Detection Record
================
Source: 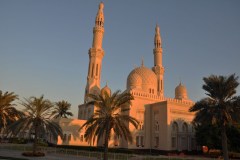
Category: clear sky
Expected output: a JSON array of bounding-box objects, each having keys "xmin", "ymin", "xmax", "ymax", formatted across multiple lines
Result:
[{"xmin": 1, "ymin": 0, "xmax": 240, "ymax": 118}]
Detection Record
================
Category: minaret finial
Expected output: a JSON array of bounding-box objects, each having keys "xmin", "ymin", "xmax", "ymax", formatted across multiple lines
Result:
[
  {"xmin": 141, "ymin": 57, "xmax": 144, "ymax": 66},
  {"xmin": 155, "ymin": 24, "xmax": 160, "ymax": 34},
  {"xmin": 154, "ymin": 24, "xmax": 161, "ymax": 48},
  {"xmin": 91, "ymin": 2, "xmax": 105, "ymax": 49},
  {"xmin": 95, "ymin": 2, "xmax": 104, "ymax": 27},
  {"xmin": 99, "ymin": 2, "xmax": 104, "ymax": 10}
]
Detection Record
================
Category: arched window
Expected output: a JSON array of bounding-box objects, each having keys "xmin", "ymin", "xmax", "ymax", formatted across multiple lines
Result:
[
  {"xmin": 155, "ymin": 121, "xmax": 159, "ymax": 131},
  {"xmin": 63, "ymin": 134, "xmax": 67, "ymax": 142},
  {"xmin": 68, "ymin": 134, "xmax": 71, "ymax": 141},
  {"xmin": 91, "ymin": 63, "xmax": 95, "ymax": 78},
  {"xmin": 172, "ymin": 122, "xmax": 178, "ymax": 133},
  {"xmin": 140, "ymin": 136, "xmax": 144, "ymax": 147},
  {"xmin": 84, "ymin": 110, "xmax": 86, "ymax": 119},
  {"xmin": 161, "ymin": 80, "xmax": 163, "ymax": 90},
  {"xmin": 80, "ymin": 135, "xmax": 84, "ymax": 142},
  {"xmin": 136, "ymin": 136, "xmax": 139, "ymax": 147},
  {"xmin": 138, "ymin": 121, "xmax": 144, "ymax": 130},
  {"xmin": 182, "ymin": 123, "xmax": 188, "ymax": 132},
  {"xmin": 181, "ymin": 123, "xmax": 188, "ymax": 150},
  {"xmin": 96, "ymin": 64, "xmax": 99, "ymax": 76},
  {"xmin": 114, "ymin": 135, "xmax": 118, "ymax": 146},
  {"xmin": 88, "ymin": 108, "xmax": 91, "ymax": 118},
  {"xmin": 155, "ymin": 136, "xmax": 159, "ymax": 148},
  {"xmin": 171, "ymin": 122, "xmax": 178, "ymax": 148},
  {"xmin": 79, "ymin": 111, "xmax": 83, "ymax": 118}
]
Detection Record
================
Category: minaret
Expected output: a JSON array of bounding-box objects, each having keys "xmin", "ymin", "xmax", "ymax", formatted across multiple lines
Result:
[
  {"xmin": 152, "ymin": 25, "xmax": 165, "ymax": 97},
  {"xmin": 85, "ymin": 2, "xmax": 105, "ymax": 102}
]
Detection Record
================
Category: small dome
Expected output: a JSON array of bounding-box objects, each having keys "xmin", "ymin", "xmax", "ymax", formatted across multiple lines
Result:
[
  {"xmin": 127, "ymin": 65, "xmax": 157, "ymax": 92},
  {"xmin": 175, "ymin": 82, "xmax": 188, "ymax": 99},
  {"xmin": 101, "ymin": 84, "xmax": 111, "ymax": 96}
]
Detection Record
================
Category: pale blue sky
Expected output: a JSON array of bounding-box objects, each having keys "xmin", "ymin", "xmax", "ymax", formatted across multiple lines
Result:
[{"xmin": 1, "ymin": 0, "xmax": 240, "ymax": 117}]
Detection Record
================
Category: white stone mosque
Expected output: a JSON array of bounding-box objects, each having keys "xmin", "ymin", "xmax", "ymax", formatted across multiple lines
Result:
[{"xmin": 57, "ymin": 2, "xmax": 196, "ymax": 151}]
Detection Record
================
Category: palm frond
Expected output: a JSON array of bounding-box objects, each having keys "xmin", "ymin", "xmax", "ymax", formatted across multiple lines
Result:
[
  {"xmin": 82, "ymin": 89, "xmax": 139, "ymax": 147},
  {"xmin": 193, "ymin": 74, "xmax": 240, "ymax": 126}
]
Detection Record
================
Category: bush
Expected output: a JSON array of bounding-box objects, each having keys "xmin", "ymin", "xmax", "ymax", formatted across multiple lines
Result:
[
  {"xmin": 37, "ymin": 140, "xmax": 48, "ymax": 147},
  {"xmin": 229, "ymin": 152, "xmax": 240, "ymax": 159},
  {"xmin": 22, "ymin": 152, "xmax": 45, "ymax": 157},
  {"xmin": 9, "ymin": 138, "xmax": 28, "ymax": 144},
  {"xmin": 207, "ymin": 149, "xmax": 221, "ymax": 158}
]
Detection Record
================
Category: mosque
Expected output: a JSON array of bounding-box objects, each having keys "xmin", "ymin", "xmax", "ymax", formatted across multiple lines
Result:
[{"xmin": 57, "ymin": 2, "xmax": 196, "ymax": 151}]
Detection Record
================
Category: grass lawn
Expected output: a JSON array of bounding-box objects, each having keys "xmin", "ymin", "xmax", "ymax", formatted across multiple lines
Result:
[{"xmin": 0, "ymin": 156, "xmax": 28, "ymax": 160}]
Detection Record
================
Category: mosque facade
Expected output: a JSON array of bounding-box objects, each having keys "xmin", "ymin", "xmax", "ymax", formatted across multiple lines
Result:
[{"xmin": 57, "ymin": 2, "xmax": 196, "ymax": 151}]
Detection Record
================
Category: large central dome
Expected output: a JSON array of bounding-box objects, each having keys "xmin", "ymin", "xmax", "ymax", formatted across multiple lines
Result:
[{"xmin": 127, "ymin": 65, "xmax": 157, "ymax": 93}]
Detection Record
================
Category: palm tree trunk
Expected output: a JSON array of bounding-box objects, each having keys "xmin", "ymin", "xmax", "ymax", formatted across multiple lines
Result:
[
  {"xmin": 33, "ymin": 125, "xmax": 38, "ymax": 154},
  {"xmin": 221, "ymin": 126, "xmax": 229, "ymax": 160},
  {"xmin": 103, "ymin": 127, "xmax": 110, "ymax": 160}
]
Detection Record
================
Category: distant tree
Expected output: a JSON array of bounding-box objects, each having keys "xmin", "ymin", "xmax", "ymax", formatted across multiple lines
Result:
[
  {"xmin": 0, "ymin": 91, "xmax": 22, "ymax": 134},
  {"xmin": 10, "ymin": 95, "xmax": 63, "ymax": 154},
  {"xmin": 53, "ymin": 100, "xmax": 73, "ymax": 118},
  {"xmin": 81, "ymin": 90, "xmax": 139, "ymax": 160},
  {"xmin": 194, "ymin": 123, "xmax": 222, "ymax": 151},
  {"xmin": 226, "ymin": 125, "xmax": 240, "ymax": 152},
  {"xmin": 194, "ymin": 123, "xmax": 240, "ymax": 152},
  {"xmin": 189, "ymin": 74, "xmax": 240, "ymax": 160}
]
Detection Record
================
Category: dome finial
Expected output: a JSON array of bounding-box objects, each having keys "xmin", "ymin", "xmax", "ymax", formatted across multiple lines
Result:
[{"xmin": 141, "ymin": 57, "xmax": 144, "ymax": 66}]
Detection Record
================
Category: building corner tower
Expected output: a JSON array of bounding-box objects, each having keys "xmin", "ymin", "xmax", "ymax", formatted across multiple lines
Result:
[
  {"xmin": 85, "ymin": 2, "xmax": 105, "ymax": 103},
  {"xmin": 152, "ymin": 25, "xmax": 164, "ymax": 97}
]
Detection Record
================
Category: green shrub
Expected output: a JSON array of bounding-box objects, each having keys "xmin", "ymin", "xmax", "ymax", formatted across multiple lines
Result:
[
  {"xmin": 207, "ymin": 149, "xmax": 221, "ymax": 158},
  {"xmin": 22, "ymin": 152, "xmax": 45, "ymax": 157},
  {"xmin": 9, "ymin": 138, "xmax": 28, "ymax": 144},
  {"xmin": 229, "ymin": 152, "xmax": 240, "ymax": 159}
]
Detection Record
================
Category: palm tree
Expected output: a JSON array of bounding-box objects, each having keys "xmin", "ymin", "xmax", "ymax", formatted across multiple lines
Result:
[
  {"xmin": 53, "ymin": 100, "xmax": 73, "ymax": 118},
  {"xmin": 0, "ymin": 91, "xmax": 22, "ymax": 133},
  {"xmin": 10, "ymin": 95, "xmax": 63, "ymax": 154},
  {"xmin": 189, "ymin": 74, "xmax": 240, "ymax": 160},
  {"xmin": 81, "ymin": 90, "xmax": 139, "ymax": 160}
]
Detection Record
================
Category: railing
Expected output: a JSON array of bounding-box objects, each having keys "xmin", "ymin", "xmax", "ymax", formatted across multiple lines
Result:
[
  {"xmin": 0, "ymin": 144, "xmax": 132, "ymax": 160},
  {"xmin": 0, "ymin": 143, "xmax": 223, "ymax": 160},
  {"xmin": 129, "ymin": 90, "xmax": 194, "ymax": 106}
]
